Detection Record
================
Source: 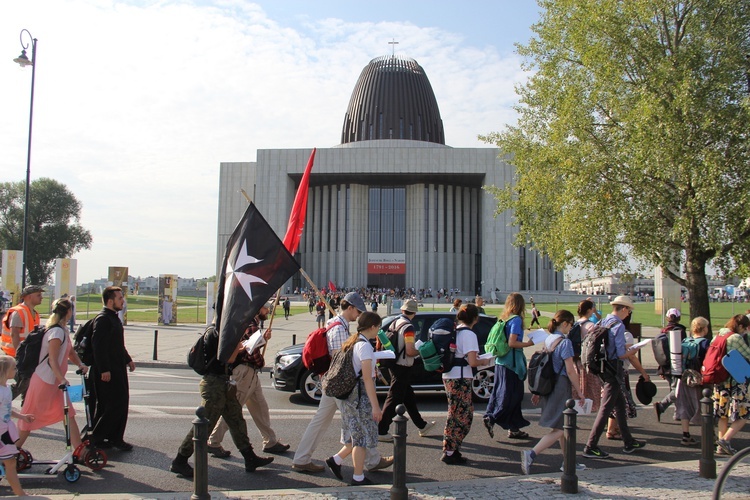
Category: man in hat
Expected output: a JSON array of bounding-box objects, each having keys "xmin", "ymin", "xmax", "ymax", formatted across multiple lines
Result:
[
  {"xmin": 378, "ymin": 298, "xmax": 435, "ymax": 441},
  {"xmin": 1, "ymin": 285, "xmax": 44, "ymax": 400},
  {"xmin": 653, "ymin": 308, "xmax": 687, "ymax": 421},
  {"xmin": 582, "ymin": 295, "xmax": 647, "ymax": 459},
  {"xmin": 206, "ymin": 302, "xmax": 290, "ymax": 457},
  {"xmin": 292, "ymin": 291, "xmax": 393, "ymax": 475}
]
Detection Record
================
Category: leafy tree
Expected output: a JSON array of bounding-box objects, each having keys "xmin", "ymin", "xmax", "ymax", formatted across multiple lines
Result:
[
  {"xmin": 483, "ymin": 0, "xmax": 750, "ymax": 323},
  {"xmin": 0, "ymin": 178, "xmax": 92, "ymax": 285}
]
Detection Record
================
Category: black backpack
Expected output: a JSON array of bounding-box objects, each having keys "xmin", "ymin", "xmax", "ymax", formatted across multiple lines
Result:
[
  {"xmin": 652, "ymin": 332, "xmax": 670, "ymax": 370},
  {"xmin": 187, "ymin": 326, "xmax": 217, "ymax": 375},
  {"xmin": 568, "ymin": 320, "xmax": 587, "ymax": 358},
  {"xmin": 581, "ymin": 323, "xmax": 613, "ymax": 379},
  {"xmin": 527, "ymin": 337, "xmax": 563, "ymax": 396},
  {"xmin": 73, "ymin": 316, "xmax": 100, "ymax": 366},
  {"xmin": 16, "ymin": 326, "xmax": 51, "ymax": 379}
]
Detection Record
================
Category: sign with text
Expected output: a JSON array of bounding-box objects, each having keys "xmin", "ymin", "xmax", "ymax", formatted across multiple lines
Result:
[
  {"xmin": 367, "ymin": 253, "xmax": 406, "ymax": 274},
  {"xmin": 55, "ymin": 258, "xmax": 77, "ymax": 299}
]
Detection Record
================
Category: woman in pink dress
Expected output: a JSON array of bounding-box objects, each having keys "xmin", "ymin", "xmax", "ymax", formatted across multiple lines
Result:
[{"xmin": 15, "ymin": 298, "xmax": 88, "ymax": 449}]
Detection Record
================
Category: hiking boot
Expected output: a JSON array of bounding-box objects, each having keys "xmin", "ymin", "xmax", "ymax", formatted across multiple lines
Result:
[
  {"xmin": 520, "ymin": 449, "xmax": 533, "ymax": 475},
  {"xmin": 623, "ymin": 440, "xmax": 646, "ymax": 454},
  {"xmin": 239, "ymin": 447, "xmax": 274, "ymax": 472},
  {"xmin": 419, "ymin": 421, "xmax": 436, "ymax": 437},
  {"xmin": 169, "ymin": 455, "xmax": 194, "ymax": 478},
  {"xmin": 326, "ymin": 456, "xmax": 343, "ymax": 480},
  {"xmin": 582, "ymin": 446, "xmax": 610, "ymax": 459},
  {"xmin": 483, "ymin": 416, "xmax": 494, "ymax": 439},
  {"xmin": 206, "ymin": 445, "xmax": 231, "ymax": 459},
  {"xmin": 653, "ymin": 402, "xmax": 663, "ymax": 423}
]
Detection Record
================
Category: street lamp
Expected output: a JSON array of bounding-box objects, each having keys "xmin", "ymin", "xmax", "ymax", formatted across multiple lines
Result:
[{"xmin": 13, "ymin": 29, "xmax": 37, "ymax": 288}]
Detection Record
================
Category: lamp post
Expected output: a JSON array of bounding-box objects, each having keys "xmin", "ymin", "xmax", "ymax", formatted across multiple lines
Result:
[{"xmin": 13, "ymin": 29, "xmax": 37, "ymax": 288}]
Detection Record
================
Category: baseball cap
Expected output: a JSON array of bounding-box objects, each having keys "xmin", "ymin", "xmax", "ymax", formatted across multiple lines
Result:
[
  {"xmin": 666, "ymin": 308, "xmax": 681, "ymax": 319},
  {"xmin": 343, "ymin": 292, "xmax": 366, "ymax": 312},
  {"xmin": 610, "ymin": 295, "xmax": 635, "ymax": 308},
  {"xmin": 401, "ymin": 298, "xmax": 419, "ymax": 313},
  {"xmin": 21, "ymin": 285, "xmax": 44, "ymax": 297}
]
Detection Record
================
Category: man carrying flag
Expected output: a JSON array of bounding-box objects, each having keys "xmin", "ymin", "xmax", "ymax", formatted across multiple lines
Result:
[{"xmin": 170, "ymin": 202, "xmax": 300, "ymax": 478}]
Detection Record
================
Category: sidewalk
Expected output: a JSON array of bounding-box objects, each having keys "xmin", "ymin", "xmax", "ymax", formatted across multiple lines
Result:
[{"xmin": 113, "ymin": 309, "xmax": 722, "ymax": 500}]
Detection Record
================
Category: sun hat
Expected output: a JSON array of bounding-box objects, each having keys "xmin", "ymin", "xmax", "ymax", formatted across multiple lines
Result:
[
  {"xmin": 635, "ymin": 376, "xmax": 658, "ymax": 405},
  {"xmin": 401, "ymin": 299, "xmax": 419, "ymax": 313},
  {"xmin": 610, "ymin": 295, "xmax": 635, "ymax": 308},
  {"xmin": 666, "ymin": 308, "xmax": 681, "ymax": 319}
]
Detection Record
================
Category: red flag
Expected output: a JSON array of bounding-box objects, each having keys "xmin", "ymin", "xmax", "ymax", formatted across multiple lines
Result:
[
  {"xmin": 282, "ymin": 148, "xmax": 316, "ymax": 254},
  {"xmin": 328, "ymin": 280, "xmax": 336, "ymax": 292}
]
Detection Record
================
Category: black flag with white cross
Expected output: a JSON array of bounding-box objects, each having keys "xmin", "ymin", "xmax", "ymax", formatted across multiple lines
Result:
[{"xmin": 215, "ymin": 202, "xmax": 300, "ymax": 363}]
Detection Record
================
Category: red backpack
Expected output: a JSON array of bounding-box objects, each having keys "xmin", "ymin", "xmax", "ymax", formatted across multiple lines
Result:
[
  {"xmin": 701, "ymin": 333, "xmax": 730, "ymax": 385},
  {"xmin": 302, "ymin": 318, "xmax": 345, "ymax": 375}
]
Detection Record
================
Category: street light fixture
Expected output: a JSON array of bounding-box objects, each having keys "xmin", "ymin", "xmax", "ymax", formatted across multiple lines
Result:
[{"xmin": 13, "ymin": 29, "xmax": 37, "ymax": 288}]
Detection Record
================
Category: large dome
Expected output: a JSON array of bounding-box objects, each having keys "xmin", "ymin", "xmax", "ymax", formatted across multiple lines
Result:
[{"xmin": 340, "ymin": 55, "xmax": 445, "ymax": 145}]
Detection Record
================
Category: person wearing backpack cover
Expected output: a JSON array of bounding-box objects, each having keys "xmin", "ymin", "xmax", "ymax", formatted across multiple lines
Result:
[
  {"xmin": 378, "ymin": 298, "xmax": 436, "ymax": 441},
  {"xmin": 293, "ymin": 292, "xmax": 392, "ymax": 474},
  {"xmin": 15, "ymin": 299, "xmax": 88, "ymax": 452},
  {"xmin": 206, "ymin": 302, "xmax": 290, "ymax": 458},
  {"xmin": 582, "ymin": 295, "xmax": 646, "ymax": 459},
  {"xmin": 1, "ymin": 285, "xmax": 43, "ymax": 402},
  {"xmin": 711, "ymin": 314, "xmax": 750, "ymax": 455},
  {"xmin": 672, "ymin": 317, "xmax": 710, "ymax": 446},
  {"xmin": 325, "ymin": 312, "xmax": 384, "ymax": 485},
  {"xmin": 170, "ymin": 317, "xmax": 274, "ymax": 478},
  {"xmin": 521, "ymin": 310, "xmax": 586, "ymax": 474},
  {"xmin": 652, "ymin": 308, "xmax": 687, "ymax": 422},
  {"xmin": 483, "ymin": 292, "xmax": 533, "ymax": 440},
  {"xmin": 441, "ymin": 303, "xmax": 492, "ymax": 465}
]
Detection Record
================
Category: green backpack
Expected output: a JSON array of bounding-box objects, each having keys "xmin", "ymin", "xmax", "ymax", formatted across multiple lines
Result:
[{"xmin": 484, "ymin": 315, "xmax": 517, "ymax": 358}]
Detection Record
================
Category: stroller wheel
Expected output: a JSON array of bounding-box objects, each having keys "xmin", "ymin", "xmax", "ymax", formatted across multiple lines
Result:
[
  {"xmin": 16, "ymin": 449, "xmax": 32, "ymax": 472},
  {"xmin": 84, "ymin": 448, "xmax": 108, "ymax": 471}
]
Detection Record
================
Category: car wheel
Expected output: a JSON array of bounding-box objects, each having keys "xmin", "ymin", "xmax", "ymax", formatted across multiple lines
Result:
[
  {"xmin": 472, "ymin": 367, "xmax": 494, "ymax": 402},
  {"xmin": 299, "ymin": 369, "xmax": 323, "ymax": 404}
]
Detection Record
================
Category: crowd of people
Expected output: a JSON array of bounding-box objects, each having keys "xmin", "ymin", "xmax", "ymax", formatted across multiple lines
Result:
[{"xmin": 3, "ymin": 284, "xmax": 750, "ymax": 494}]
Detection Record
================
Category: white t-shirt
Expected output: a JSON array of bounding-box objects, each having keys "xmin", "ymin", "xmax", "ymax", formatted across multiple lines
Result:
[
  {"xmin": 36, "ymin": 326, "xmax": 69, "ymax": 385},
  {"xmin": 442, "ymin": 327, "xmax": 479, "ymax": 380},
  {"xmin": 352, "ymin": 335, "xmax": 376, "ymax": 378}
]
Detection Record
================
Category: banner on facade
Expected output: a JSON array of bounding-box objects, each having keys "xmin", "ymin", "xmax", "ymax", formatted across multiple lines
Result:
[
  {"xmin": 108, "ymin": 266, "xmax": 129, "ymax": 325},
  {"xmin": 54, "ymin": 258, "xmax": 77, "ymax": 299},
  {"xmin": 159, "ymin": 274, "xmax": 178, "ymax": 325},
  {"xmin": 1, "ymin": 250, "xmax": 23, "ymax": 306},
  {"xmin": 367, "ymin": 253, "xmax": 406, "ymax": 274}
]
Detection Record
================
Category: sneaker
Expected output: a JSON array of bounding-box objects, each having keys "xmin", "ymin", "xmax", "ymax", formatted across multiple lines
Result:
[
  {"xmin": 717, "ymin": 439, "xmax": 736, "ymax": 456},
  {"xmin": 508, "ymin": 430, "xmax": 530, "ymax": 439},
  {"xmin": 292, "ymin": 461, "xmax": 325, "ymax": 473},
  {"xmin": 560, "ymin": 462, "xmax": 587, "ymax": 472},
  {"xmin": 483, "ymin": 416, "xmax": 494, "ymax": 439},
  {"xmin": 263, "ymin": 442, "xmax": 291, "ymax": 454},
  {"xmin": 681, "ymin": 436, "xmax": 697, "ymax": 446},
  {"xmin": 520, "ymin": 450, "xmax": 533, "ymax": 475},
  {"xmin": 582, "ymin": 446, "xmax": 610, "ymax": 459},
  {"xmin": 378, "ymin": 434, "xmax": 393, "ymax": 443},
  {"xmin": 368, "ymin": 456, "xmax": 394, "ymax": 471},
  {"xmin": 350, "ymin": 476, "xmax": 374, "ymax": 486},
  {"xmin": 206, "ymin": 445, "xmax": 231, "ymax": 459},
  {"xmin": 169, "ymin": 460, "xmax": 194, "ymax": 478},
  {"xmin": 623, "ymin": 440, "xmax": 647, "ymax": 454},
  {"xmin": 419, "ymin": 421, "xmax": 436, "ymax": 437},
  {"xmin": 653, "ymin": 402, "xmax": 663, "ymax": 423},
  {"xmin": 326, "ymin": 456, "xmax": 343, "ymax": 480},
  {"xmin": 440, "ymin": 452, "xmax": 467, "ymax": 465}
]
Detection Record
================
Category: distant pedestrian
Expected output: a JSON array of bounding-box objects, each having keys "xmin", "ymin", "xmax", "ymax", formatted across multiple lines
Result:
[
  {"xmin": 68, "ymin": 296, "xmax": 77, "ymax": 332},
  {"xmin": 521, "ymin": 310, "xmax": 586, "ymax": 474},
  {"xmin": 315, "ymin": 299, "xmax": 327, "ymax": 328},
  {"xmin": 474, "ymin": 296, "xmax": 486, "ymax": 314},
  {"xmin": 449, "ymin": 298, "xmax": 462, "ymax": 313},
  {"xmin": 530, "ymin": 302, "xmax": 540, "ymax": 327},
  {"xmin": 484, "ymin": 292, "xmax": 532, "ymax": 440},
  {"xmin": 283, "ymin": 297, "xmax": 291, "ymax": 320}
]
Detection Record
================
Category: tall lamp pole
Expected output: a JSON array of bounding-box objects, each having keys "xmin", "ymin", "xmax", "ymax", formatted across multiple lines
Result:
[{"xmin": 13, "ymin": 29, "xmax": 37, "ymax": 288}]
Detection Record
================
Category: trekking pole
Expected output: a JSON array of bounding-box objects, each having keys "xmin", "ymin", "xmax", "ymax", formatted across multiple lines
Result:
[
  {"xmin": 391, "ymin": 404, "xmax": 408, "ymax": 500},
  {"xmin": 699, "ymin": 387, "xmax": 716, "ymax": 479},
  {"xmin": 191, "ymin": 406, "xmax": 210, "ymax": 500},
  {"xmin": 561, "ymin": 398, "xmax": 578, "ymax": 494}
]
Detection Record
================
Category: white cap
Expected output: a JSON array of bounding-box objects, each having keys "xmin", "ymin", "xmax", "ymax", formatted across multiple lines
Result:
[{"xmin": 666, "ymin": 308, "xmax": 681, "ymax": 319}]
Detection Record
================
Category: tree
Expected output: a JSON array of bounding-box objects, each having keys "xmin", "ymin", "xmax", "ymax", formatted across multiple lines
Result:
[
  {"xmin": 0, "ymin": 178, "xmax": 92, "ymax": 285},
  {"xmin": 483, "ymin": 0, "xmax": 750, "ymax": 324}
]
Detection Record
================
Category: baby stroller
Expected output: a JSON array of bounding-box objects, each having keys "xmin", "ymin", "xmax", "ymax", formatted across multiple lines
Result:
[{"xmin": 16, "ymin": 370, "xmax": 107, "ymax": 479}]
